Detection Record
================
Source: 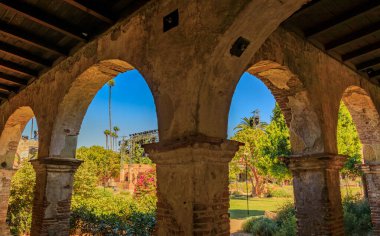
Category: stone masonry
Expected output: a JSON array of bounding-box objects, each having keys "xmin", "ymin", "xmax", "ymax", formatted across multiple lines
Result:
[
  {"xmin": 144, "ymin": 136, "xmax": 241, "ymax": 236},
  {"xmin": 362, "ymin": 164, "xmax": 380, "ymax": 235},
  {"xmin": 288, "ymin": 154, "xmax": 346, "ymax": 236},
  {"xmin": 0, "ymin": 169, "xmax": 16, "ymax": 236},
  {"xmin": 30, "ymin": 157, "xmax": 81, "ymax": 236}
]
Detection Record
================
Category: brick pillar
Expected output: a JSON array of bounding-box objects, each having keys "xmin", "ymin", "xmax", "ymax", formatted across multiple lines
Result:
[
  {"xmin": 0, "ymin": 168, "xmax": 16, "ymax": 235},
  {"xmin": 144, "ymin": 136, "xmax": 241, "ymax": 236},
  {"xmin": 288, "ymin": 154, "xmax": 346, "ymax": 236},
  {"xmin": 30, "ymin": 157, "xmax": 82, "ymax": 236},
  {"xmin": 362, "ymin": 163, "xmax": 380, "ymax": 234}
]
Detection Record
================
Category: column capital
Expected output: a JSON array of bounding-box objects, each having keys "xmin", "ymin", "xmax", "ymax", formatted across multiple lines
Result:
[
  {"xmin": 361, "ymin": 163, "xmax": 380, "ymax": 174},
  {"xmin": 30, "ymin": 157, "xmax": 82, "ymax": 173},
  {"xmin": 286, "ymin": 153, "xmax": 346, "ymax": 171},
  {"xmin": 143, "ymin": 135, "xmax": 242, "ymax": 164}
]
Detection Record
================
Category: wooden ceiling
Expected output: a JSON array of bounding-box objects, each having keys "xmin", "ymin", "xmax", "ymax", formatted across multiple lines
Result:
[
  {"xmin": 284, "ymin": 0, "xmax": 380, "ymax": 83},
  {"xmin": 0, "ymin": 0, "xmax": 149, "ymax": 101}
]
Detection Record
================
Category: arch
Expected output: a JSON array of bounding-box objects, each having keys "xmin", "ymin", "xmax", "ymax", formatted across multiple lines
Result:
[
  {"xmin": 49, "ymin": 59, "xmax": 157, "ymax": 157},
  {"xmin": 0, "ymin": 106, "xmax": 36, "ymax": 168},
  {"xmin": 341, "ymin": 86, "xmax": 380, "ymax": 164},
  {"xmin": 231, "ymin": 60, "xmax": 323, "ymax": 154}
]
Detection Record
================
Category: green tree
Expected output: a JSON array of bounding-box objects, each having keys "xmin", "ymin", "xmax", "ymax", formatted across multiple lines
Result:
[
  {"xmin": 337, "ymin": 102, "xmax": 362, "ymax": 178},
  {"xmin": 258, "ymin": 104, "xmax": 291, "ymax": 183},
  {"xmin": 231, "ymin": 124, "xmax": 267, "ymax": 196},
  {"xmin": 76, "ymin": 146, "xmax": 120, "ymax": 187},
  {"xmin": 73, "ymin": 158, "xmax": 98, "ymax": 199},
  {"xmin": 230, "ymin": 105, "xmax": 292, "ymax": 196},
  {"xmin": 8, "ymin": 160, "xmax": 36, "ymax": 235}
]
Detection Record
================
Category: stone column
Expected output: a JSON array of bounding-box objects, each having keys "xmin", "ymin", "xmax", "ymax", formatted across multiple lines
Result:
[
  {"xmin": 0, "ymin": 168, "xmax": 16, "ymax": 235},
  {"xmin": 30, "ymin": 157, "xmax": 82, "ymax": 236},
  {"xmin": 362, "ymin": 163, "xmax": 380, "ymax": 234},
  {"xmin": 144, "ymin": 136, "xmax": 241, "ymax": 236},
  {"xmin": 288, "ymin": 153, "xmax": 346, "ymax": 236}
]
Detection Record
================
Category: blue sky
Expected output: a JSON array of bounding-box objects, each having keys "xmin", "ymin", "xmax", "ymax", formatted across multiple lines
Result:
[{"xmin": 23, "ymin": 70, "xmax": 276, "ymax": 147}]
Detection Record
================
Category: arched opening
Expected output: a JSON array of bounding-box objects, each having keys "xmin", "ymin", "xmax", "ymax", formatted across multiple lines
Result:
[
  {"xmin": 339, "ymin": 85, "xmax": 380, "ymax": 234},
  {"xmin": 50, "ymin": 59, "xmax": 158, "ymax": 235},
  {"xmin": 0, "ymin": 106, "xmax": 38, "ymax": 235},
  {"xmin": 227, "ymin": 60, "xmax": 322, "ymax": 234},
  {"xmin": 341, "ymin": 86, "xmax": 380, "ymax": 164}
]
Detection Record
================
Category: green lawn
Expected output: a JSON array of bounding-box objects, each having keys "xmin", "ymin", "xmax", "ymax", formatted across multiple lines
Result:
[
  {"xmin": 229, "ymin": 197, "xmax": 291, "ymax": 219},
  {"xmin": 229, "ymin": 185, "xmax": 363, "ymax": 220}
]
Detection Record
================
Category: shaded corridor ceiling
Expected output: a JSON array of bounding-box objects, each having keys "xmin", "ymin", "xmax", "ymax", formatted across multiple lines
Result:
[
  {"xmin": 0, "ymin": 0, "xmax": 149, "ymax": 101},
  {"xmin": 284, "ymin": 0, "xmax": 380, "ymax": 84},
  {"xmin": 0, "ymin": 0, "xmax": 379, "ymax": 101}
]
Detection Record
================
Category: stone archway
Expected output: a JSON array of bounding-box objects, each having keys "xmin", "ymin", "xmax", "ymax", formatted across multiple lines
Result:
[
  {"xmin": 247, "ymin": 60, "xmax": 323, "ymax": 155},
  {"xmin": 341, "ymin": 86, "xmax": 380, "ymax": 164},
  {"xmin": 224, "ymin": 60, "xmax": 345, "ymax": 235},
  {"xmin": 30, "ymin": 59, "xmax": 159, "ymax": 236},
  {"xmin": 341, "ymin": 85, "xmax": 380, "ymax": 234},
  {"xmin": 0, "ymin": 106, "xmax": 36, "ymax": 235}
]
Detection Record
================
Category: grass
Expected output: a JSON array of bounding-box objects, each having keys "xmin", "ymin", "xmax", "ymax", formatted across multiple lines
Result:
[
  {"xmin": 229, "ymin": 185, "xmax": 364, "ymax": 220},
  {"xmin": 229, "ymin": 197, "xmax": 291, "ymax": 219}
]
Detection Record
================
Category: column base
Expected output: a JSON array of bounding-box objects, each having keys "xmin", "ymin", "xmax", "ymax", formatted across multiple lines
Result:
[
  {"xmin": 288, "ymin": 153, "xmax": 346, "ymax": 236},
  {"xmin": 362, "ymin": 163, "xmax": 380, "ymax": 234},
  {"xmin": 30, "ymin": 157, "xmax": 82, "ymax": 236}
]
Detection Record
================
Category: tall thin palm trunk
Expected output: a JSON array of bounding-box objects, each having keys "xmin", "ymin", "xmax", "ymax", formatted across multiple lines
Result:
[{"xmin": 109, "ymin": 85, "xmax": 112, "ymax": 149}]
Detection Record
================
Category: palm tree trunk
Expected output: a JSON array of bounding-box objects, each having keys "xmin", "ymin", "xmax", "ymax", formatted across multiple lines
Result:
[{"xmin": 109, "ymin": 86, "xmax": 112, "ymax": 135}]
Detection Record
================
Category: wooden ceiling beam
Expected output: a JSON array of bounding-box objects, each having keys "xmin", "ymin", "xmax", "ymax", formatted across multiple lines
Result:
[
  {"xmin": 0, "ymin": 72, "xmax": 28, "ymax": 85},
  {"xmin": 324, "ymin": 21, "xmax": 380, "ymax": 50},
  {"xmin": 0, "ymin": 92, "xmax": 9, "ymax": 99},
  {"xmin": 0, "ymin": 42, "xmax": 52, "ymax": 67},
  {"xmin": 356, "ymin": 57, "xmax": 380, "ymax": 71},
  {"xmin": 0, "ymin": 83, "xmax": 19, "ymax": 92},
  {"xmin": 342, "ymin": 41, "xmax": 380, "ymax": 61},
  {"xmin": 0, "ymin": 24, "xmax": 68, "ymax": 56},
  {"xmin": 63, "ymin": 0, "xmax": 114, "ymax": 24},
  {"xmin": 0, "ymin": 59, "xmax": 38, "ymax": 77},
  {"xmin": 369, "ymin": 70, "xmax": 380, "ymax": 78},
  {"xmin": 304, "ymin": 1, "xmax": 380, "ymax": 38},
  {"xmin": 0, "ymin": 0, "xmax": 88, "ymax": 41}
]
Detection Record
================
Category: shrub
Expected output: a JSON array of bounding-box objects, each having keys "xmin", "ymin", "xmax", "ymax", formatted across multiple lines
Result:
[
  {"xmin": 70, "ymin": 188, "xmax": 156, "ymax": 235},
  {"xmin": 343, "ymin": 195, "xmax": 372, "ymax": 236},
  {"xmin": 243, "ymin": 198, "xmax": 372, "ymax": 236},
  {"xmin": 243, "ymin": 217, "xmax": 278, "ymax": 236},
  {"xmin": 274, "ymin": 203, "xmax": 296, "ymax": 236},
  {"xmin": 267, "ymin": 187, "xmax": 293, "ymax": 198}
]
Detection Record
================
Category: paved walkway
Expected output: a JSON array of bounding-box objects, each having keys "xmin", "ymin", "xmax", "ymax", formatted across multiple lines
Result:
[{"xmin": 230, "ymin": 219, "xmax": 251, "ymax": 235}]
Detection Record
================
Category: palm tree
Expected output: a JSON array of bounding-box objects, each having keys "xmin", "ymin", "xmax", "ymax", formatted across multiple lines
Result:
[
  {"xmin": 110, "ymin": 132, "xmax": 117, "ymax": 151},
  {"xmin": 113, "ymin": 126, "xmax": 120, "ymax": 150},
  {"xmin": 107, "ymin": 79, "xmax": 115, "ymax": 148},
  {"xmin": 234, "ymin": 109, "xmax": 267, "ymax": 132},
  {"xmin": 104, "ymin": 130, "xmax": 111, "ymax": 149}
]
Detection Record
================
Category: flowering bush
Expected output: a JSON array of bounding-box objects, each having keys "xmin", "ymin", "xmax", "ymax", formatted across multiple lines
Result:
[{"xmin": 134, "ymin": 168, "xmax": 156, "ymax": 197}]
